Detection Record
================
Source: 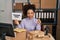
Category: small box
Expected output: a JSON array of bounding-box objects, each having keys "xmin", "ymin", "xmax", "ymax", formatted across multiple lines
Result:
[
  {"xmin": 12, "ymin": 28, "xmax": 26, "ymax": 40},
  {"xmin": 27, "ymin": 31, "xmax": 45, "ymax": 40}
]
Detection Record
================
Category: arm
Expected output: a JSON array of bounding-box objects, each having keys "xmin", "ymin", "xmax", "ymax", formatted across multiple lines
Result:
[
  {"xmin": 18, "ymin": 20, "xmax": 25, "ymax": 29},
  {"xmin": 36, "ymin": 19, "xmax": 41, "ymax": 30},
  {"xmin": 14, "ymin": 20, "xmax": 25, "ymax": 29},
  {"xmin": 36, "ymin": 24, "xmax": 41, "ymax": 30}
]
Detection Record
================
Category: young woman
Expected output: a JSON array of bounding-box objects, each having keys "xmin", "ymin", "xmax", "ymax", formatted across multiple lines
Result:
[{"xmin": 15, "ymin": 5, "xmax": 41, "ymax": 31}]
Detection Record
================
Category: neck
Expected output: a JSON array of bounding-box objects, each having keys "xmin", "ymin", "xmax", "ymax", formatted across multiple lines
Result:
[{"xmin": 28, "ymin": 17, "xmax": 34, "ymax": 20}]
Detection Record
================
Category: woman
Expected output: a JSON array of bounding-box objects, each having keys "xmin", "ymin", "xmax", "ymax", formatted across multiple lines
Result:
[{"xmin": 15, "ymin": 5, "xmax": 41, "ymax": 31}]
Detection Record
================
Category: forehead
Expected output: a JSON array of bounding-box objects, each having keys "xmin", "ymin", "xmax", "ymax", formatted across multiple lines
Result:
[{"xmin": 27, "ymin": 9, "xmax": 34, "ymax": 13}]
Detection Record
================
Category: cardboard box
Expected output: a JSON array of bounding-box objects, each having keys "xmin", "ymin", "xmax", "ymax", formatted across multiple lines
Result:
[
  {"xmin": 33, "ymin": 2, "xmax": 40, "ymax": 9},
  {"xmin": 27, "ymin": 31, "xmax": 45, "ymax": 40},
  {"xmin": 41, "ymin": 0, "xmax": 56, "ymax": 9},
  {"xmin": 12, "ymin": 28, "xmax": 26, "ymax": 40},
  {"xmin": 27, "ymin": 31, "xmax": 53, "ymax": 40},
  {"xmin": 13, "ymin": 3, "xmax": 23, "ymax": 10}
]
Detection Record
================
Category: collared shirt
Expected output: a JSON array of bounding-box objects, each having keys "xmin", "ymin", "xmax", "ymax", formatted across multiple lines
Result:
[{"xmin": 18, "ymin": 17, "xmax": 41, "ymax": 31}]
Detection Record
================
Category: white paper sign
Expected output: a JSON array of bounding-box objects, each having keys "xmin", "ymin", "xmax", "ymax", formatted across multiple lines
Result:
[{"xmin": 12, "ymin": 12, "xmax": 22, "ymax": 21}]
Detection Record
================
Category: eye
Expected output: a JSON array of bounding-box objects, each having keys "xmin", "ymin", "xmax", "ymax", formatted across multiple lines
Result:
[
  {"xmin": 31, "ymin": 12, "xmax": 34, "ymax": 14},
  {"xmin": 27, "ymin": 13, "xmax": 30, "ymax": 14}
]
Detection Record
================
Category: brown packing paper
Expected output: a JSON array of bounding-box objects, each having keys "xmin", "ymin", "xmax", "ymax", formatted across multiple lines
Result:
[{"xmin": 14, "ymin": 28, "xmax": 26, "ymax": 32}]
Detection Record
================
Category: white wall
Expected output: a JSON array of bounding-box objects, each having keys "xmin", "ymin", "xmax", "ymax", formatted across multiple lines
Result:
[
  {"xmin": 0, "ymin": 0, "xmax": 12, "ymax": 24},
  {"xmin": 15, "ymin": 0, "xmax": 27, "ymax": 3}
]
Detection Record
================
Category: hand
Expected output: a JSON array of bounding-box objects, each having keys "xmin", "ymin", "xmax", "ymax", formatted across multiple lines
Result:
[
  {"xmin": 14, "ymin": 20, "xmax": 19, "ymax": 25},
  {"xmin": 37, "ymin": 19, "xmax": 41, "ymax": 24}
]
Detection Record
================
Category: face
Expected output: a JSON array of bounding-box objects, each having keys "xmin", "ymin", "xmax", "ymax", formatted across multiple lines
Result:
[{"xmin": 27, "ymin": 9, "xmax": 34, "ymax": 19}]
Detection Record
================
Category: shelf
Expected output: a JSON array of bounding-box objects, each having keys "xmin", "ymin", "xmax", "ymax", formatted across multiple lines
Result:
[{"xmin": 35, "ymin": 9, "xmax": 56, "ymax": 25}]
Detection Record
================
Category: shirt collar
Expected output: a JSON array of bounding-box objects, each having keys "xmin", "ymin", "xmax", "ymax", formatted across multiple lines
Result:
[{"xmin": 27, "ymin": 17, "xmax": 35, "ymax": 20}]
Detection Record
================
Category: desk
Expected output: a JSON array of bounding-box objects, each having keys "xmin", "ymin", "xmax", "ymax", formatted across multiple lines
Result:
[
  {"xmin": 6, "ymin": 33, "xmax": 55, "ymax": 40},
  {"xmin": 6, "ymin": 28, "xmax": 26, "ymax": 40},
  {"xmin": 27, "ymin": 31, "xmax": 55, "ymax": 40},
  {"xmin": 6, "ymin": 29, "xmax": 55, "ymax": 40}
]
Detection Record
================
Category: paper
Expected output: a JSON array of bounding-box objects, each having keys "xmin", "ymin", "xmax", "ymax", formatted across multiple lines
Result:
[
  {"xmin": 12, "ymin": 12, "xmax": 22, "ymax": 21},
  {"xmin": 14, "ymin": 28, "xmax": 26, "ymax": 32}
]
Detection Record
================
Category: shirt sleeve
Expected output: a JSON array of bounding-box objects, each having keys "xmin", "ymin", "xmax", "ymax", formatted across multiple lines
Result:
[
  {"xmin": 35, "ymin": 19, "xmax": 41, "ymax": 30},
  {"xmin": 36, "ymin": 24, "xmax": 41, "ymax": 30},
  {"xmin": 17, "ymin": 20, "xmax": 25, "ymax": 29}
]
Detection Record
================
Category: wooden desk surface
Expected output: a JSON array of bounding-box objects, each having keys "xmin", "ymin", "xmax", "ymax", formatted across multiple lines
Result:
[
  {"xmin": 6, "ymin": 29, "xmax": 55, "ymax": 40},
  {"xmin": 6, "ymin": 33, "xmax": 55, "ymax": 40}
]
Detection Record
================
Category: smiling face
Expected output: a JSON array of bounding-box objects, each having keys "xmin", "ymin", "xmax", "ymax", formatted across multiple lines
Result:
[{"xmin": 27, "ymin": 9, "xmax": 35, "ymax": 19}]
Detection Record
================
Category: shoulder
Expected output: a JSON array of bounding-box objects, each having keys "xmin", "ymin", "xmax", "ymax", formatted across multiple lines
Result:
[
  {"xmin": 33, "ymin": 18, "xmax": 38, "ymax": 23},
  {"xmin": 34, "ymin": 18, "xmax": 38, "ymax": 21},
  {"xmin": 22, "ymin": 18, "xmax": 27, "ymax": 22},
  {"xmin": 34, "ymin": 18, "xmax": 41, "ymax": 24}
]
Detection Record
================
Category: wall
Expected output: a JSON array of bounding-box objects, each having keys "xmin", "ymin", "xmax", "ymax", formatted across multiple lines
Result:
[
  {"xmin": 0, "ymin": 0, "xmax": 12, "ymax": 24},
  {"xmin": 15, "ymin": 0, "xmax": 27, "ymax": 3},
  {"xmin": 56, "ymin": 10, "xmax": 60, "ymax": 40}
]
